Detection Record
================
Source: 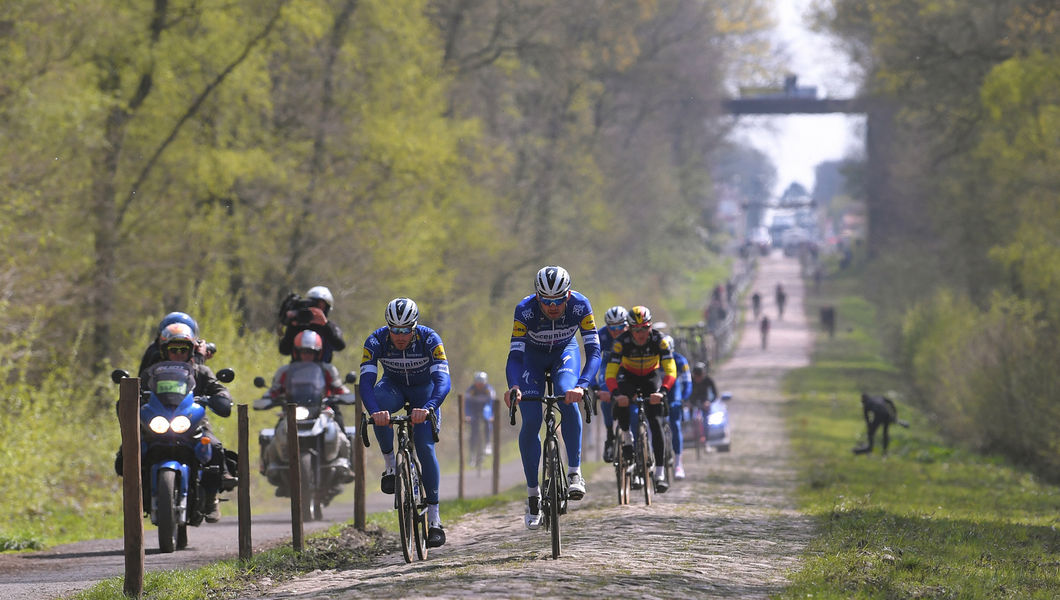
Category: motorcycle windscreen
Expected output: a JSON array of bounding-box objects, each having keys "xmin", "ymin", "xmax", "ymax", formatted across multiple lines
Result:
[
  {"xmin": 284, "ymin": 362, "xmax": 327, "ymax": 406},
  {"xmin": 147, "ymin": 361, "xmax": 198, "ymax": 408}
]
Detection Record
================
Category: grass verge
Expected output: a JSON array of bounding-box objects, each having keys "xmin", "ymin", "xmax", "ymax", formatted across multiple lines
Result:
[{"xmin": 777, "ymin": 271, "xmax": 1060, "ymax": 599}]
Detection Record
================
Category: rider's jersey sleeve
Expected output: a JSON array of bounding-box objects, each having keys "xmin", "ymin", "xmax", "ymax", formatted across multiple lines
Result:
[
  {"xmin": 358, "ymin": 328, "xmax": 387, "ymax": 414},
  {"xmin": 605, "ymin": 336, "xmax": 623, "ymax": 392},
  {"xmin": 422, "ymin": 328, "xmax": 451, "ymax": 411},
  {"xmin": 573, "ymin": 294, "xmax": 601, "ymax": 389},
  {"xmin": 673, "ymin": 352, "xmax": 692, "ymax": 402},
  {"xmin": 504, "ymin": 296, "xmax": 533, "ymax": 389},
  {"xmin": 658, "ymin": 335, "xmax": 677, "ymax": 392}
]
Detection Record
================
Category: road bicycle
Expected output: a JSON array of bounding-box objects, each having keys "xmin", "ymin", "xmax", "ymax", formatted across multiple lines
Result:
[
  {"xmin": 360, "ymin": 405, "xmax": 438, "ymax": 563},
  {"xmin": 509, "ymin": 371, "xmax": 594, "ymax": 559},
  {"xmin": 628, "ymin": 393, "xmax": 654, "ymax": 505}
]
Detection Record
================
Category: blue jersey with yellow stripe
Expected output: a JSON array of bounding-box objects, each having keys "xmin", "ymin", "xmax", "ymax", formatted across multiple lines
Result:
[
  {"xmin": 359, "ymin": 324, "xmax": 451, "ymax": 413},
  {"xmin": 505, "ymin": 291, "xmax": 601, "ymax": 390}
]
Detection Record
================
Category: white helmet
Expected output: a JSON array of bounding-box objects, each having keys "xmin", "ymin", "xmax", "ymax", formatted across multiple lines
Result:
[
  {"xmin": 306, "ymin": 286, "xmax": 334, "ymax": 309},
  {"xmin": 604, "ymin": 306, "xmax": 629, "ymax": 326},
  {"xmin": 535, "ymin": 265, "xmax": 571, "ymax": 298},
  {"xmin": 385, "ymin": 297, "xmax": 419, "ymax": 328},
  {"xmin": 474, "ymin": 371, "xmax": 488, "ymax": 383}
]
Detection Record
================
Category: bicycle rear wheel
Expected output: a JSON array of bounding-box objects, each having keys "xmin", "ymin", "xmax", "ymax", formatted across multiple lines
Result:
[
  {"xmin": 395, "ymin": 452, "xmax": 415, "ymax": 563},
  {"xmin": 544, "ymin": 437, "xmax": 562, "ymax": 559},
  {"xmin": 638, "ymin": 421, "xmax": 653, "ymax": 506}
]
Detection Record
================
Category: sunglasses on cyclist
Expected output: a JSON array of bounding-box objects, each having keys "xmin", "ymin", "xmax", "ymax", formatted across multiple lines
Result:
[
  {"xmin": 630, "ymin": 323, "xmax": 652, "ymax": 331},
  {"xmin": 389, "ymin": 326, "xmax": 414, "ymax": 335},
  {"xmin": 166, "ymin": 344, "xmax": 192, "ymax": 353},
  {"xmin": 538, "ymin": 294, "xmax": 567, "ymax": 307},
  {"xmin": 607, "ymin": 324, "xmax": 626, "ymax": 332}
]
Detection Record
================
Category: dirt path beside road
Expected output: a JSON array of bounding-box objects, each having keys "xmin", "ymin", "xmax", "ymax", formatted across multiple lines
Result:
[{"xmin": 241, "ymin": 253, "xmax": 816, "ymax": 599}]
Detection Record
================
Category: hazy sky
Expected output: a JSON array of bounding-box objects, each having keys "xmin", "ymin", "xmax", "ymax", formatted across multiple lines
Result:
[{"xmin": 732, "ymin": 0, "xmax": 865, "ymax": 198}]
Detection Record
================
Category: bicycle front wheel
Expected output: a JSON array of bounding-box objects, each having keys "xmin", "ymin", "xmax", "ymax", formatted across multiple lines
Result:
[
  {"xmin": 544, "ymin": 436, "xmax": 562, "ymax": 559},
  {"xmin": 412, "ymin": 458, "xmax": 428, "ymax": 561},
  {"xmin": 395, "ymin": 452, "xmax": 415, "ymax": 563},
  {"xmin": 615, "ymin": 432, "xmax": 629, "ymax": 506},
  {"xmin": 638, "ymin": 421, "xmax": 653, "ymax": 506}
]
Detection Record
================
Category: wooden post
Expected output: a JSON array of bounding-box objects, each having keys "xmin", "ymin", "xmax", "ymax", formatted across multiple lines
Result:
[
  {"xmin": 119, "ymin": 377, "xmax": 143, "ymax": 599},
  {"xmin": 353, "ymin": 387, "xmax": 366, "ymax": 531},
  {"xmin": 285, "ymin": 403, "xmax": 303, "ymax": 552},
  {"xmin": 457, "ymin": 393, "xmax": 464, "ymax": 500},
  {"xmin": 491, "ymin": 397, "xmax": 501, "ymax": 495},
  {"xmin": 237, "ymin": 404, "xmax": 252, "ymax": 561}
]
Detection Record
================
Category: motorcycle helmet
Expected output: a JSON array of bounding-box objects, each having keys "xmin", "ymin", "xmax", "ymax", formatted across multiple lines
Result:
[
  {"xmin": 628, "ymin": 305, "xmax": 652, "ymax": 328},
  {"xmin": 294, "ymin": 330, "xmax": 324, "ymax": 360},
  {"xmin": 534, "ymin": 265, "xmax": 571, "ymax": 299},
  {"xmin": 159, "ymin": 322, "xmax": 196, "ymax": 358},
  {"xmin": 385, "ymin": 297, "xmax": 419, "ymax": 329},
  {"xmin": 158, "ymin": 311, "xmax": 199, "ymax": 337},
  {"xmin": 604, "ymin": 306, "xmax": 629, "ymax": 327},
  {"xmin": 306, "ymin": 286, "xmax": 334, "ymax": 313}
]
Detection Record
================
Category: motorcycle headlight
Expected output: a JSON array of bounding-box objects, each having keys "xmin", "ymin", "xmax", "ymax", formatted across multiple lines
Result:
[
  {"xmin": 170, "ymin": 415, "xmax": 192, "ymax": 433},
  {"xmin": 295, "ymin": 406, "xmax": 310, "ymax": 420},
  {"xmin": 707, "ymin": 412, "xmax": 725, "ymax": 426},
  {"xmin": 149, "ymin": 416, "xmax": 171, "ymax": 434}
]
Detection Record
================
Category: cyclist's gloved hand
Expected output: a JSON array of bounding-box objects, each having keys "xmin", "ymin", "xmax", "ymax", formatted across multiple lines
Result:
[
  {"xmin": 564, "ymin": 386, "xmax": 585, "ymax": 405},
  {"xmin": 505, "ymin": 386, "xmax": 521, "ymax": 408},
  {"xmin": 411, "ymin": 407, "xmax": 429, "ymax": 425},
  {"xmin": 649, "ymin": 391, "xmax": 665, "ymax": 405},
  {"xmin": 370, "ymin": 410, "xmax": 391, "ymax": 427}
]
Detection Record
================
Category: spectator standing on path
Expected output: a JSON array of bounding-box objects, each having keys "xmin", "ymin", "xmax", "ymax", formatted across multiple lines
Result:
[
  {"xmin": 760, "ymin": 315, "xmax": 770, "ymax": 350},
  {"xmin": 751, "ymin": 291, "xmax": 762, "ymax": 319},
  {"xmin": 775, "ymin": 283, "xmax": 787, "ymax": 320}
]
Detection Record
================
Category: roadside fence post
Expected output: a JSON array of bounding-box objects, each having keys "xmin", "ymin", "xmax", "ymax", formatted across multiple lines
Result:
[
  {"xmin": 285, "ymin": 403, "xmax": 303, "ymax": 552},
  {"xmin": 119, "ymin": 377, "xmax": 144, "ymax": 599},
  {"xmin": 237, "ymin": 404, "xmax": 252, "ymax": 561}
]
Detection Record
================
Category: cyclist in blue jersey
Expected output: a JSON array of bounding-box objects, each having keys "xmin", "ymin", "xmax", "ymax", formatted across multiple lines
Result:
[
  {"xmin": 590, "ymin": 306, "xmax": 628, "ymax": 464},
  {"xmin": 359, "ymin": 297, "xmax": 451, "ymax": 548},
  {"xmin": 504, "ymin": 266, "xmax": 601, "ymax": 530},
  {"xmin": 660, "ymin": 332, "xmax": 692, "ymax": 480}
]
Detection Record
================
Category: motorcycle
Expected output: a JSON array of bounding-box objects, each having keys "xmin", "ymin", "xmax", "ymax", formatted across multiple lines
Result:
[
  {"xmin": 110, "ymin": 362, "xmax": 237, "ymax": 553},
  {"xmin": 704, "ymin": 391, "xmax": 733, "ymax": 452},
  {"xmin": 253, "ymin": 363, "xmax": 358, "ymax": 521}
]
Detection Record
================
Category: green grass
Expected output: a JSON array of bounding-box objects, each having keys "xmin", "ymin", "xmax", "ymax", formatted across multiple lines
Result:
[{"xmin": 778, "ymin": 270, "xmax": 1060, "ymax": 599}]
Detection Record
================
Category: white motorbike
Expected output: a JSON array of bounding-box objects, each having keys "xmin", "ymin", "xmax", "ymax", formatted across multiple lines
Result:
[{"xmin": 253, "ymin": 363, "xmax": 357, "ymax": 521}]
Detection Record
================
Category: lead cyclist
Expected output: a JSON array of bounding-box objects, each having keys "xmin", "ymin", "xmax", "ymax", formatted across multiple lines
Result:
[{"xmin": 504, "ymin": 266, "xmax": 601, "ymax": 530}]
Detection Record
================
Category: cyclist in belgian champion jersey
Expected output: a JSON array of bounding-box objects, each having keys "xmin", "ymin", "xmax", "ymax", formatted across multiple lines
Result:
[
  {"xmin": 605, "ymin": 305, "xmax": 677, "ymax": 492},
  {"xmin": 359, "ymin": 297, "xmax": 451, "ymax": 548},
  {"xmin": 504, "ymin": 266, "xmax": 602, "ymax": 530}
]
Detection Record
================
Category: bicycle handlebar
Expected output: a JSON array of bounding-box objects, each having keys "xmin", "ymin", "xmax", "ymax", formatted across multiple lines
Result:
[
  {"xmin": 508, "ymin": 388, "xmax": 595, "ymax": 425},
  {"xmin": 360, "ymin": 407, "xmax": 440, "ymax": 445}
]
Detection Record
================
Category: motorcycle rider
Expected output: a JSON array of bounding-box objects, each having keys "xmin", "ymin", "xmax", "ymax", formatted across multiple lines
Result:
[
  {"xmin": 137, "ymin": 311, "xmax": 213, "ymax": 375},
  {"xmin": 268, "ymin": 330, "xmax": 351, "ymax": 429},
  {"xmin": 359, "ymin": 297, "xmax": 451, "ymax": 548},
  {"xmin": 279, "ymin": 286, "xmax": 346, "ymax": 363},
  {"xmin": 263, "ymin": 329, "xmax": 354, "ymax": 497},
  {"xmin": 140, "ymin": 322, "xmax": 235, "ymax": 523}
]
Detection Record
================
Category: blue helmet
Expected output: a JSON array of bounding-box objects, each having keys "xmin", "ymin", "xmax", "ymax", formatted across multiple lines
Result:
[{"xmin": 158, "ymin": 312, "xmax": 199, "ymax": 337}]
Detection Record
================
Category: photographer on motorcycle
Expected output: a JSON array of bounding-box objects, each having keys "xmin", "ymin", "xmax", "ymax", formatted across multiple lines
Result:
[
  {"xmin": 142, "ymin": 322, "xmax": 235, "ymax": 522},
  {"xmin": 278, "ymin": 286, "xmax": 346, "ymax": 363}
]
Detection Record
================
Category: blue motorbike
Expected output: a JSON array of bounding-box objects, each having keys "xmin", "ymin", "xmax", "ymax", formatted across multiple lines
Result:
[{"xmin": 111, "ymin": 362, "xmax": 236, "ymax": 553}]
